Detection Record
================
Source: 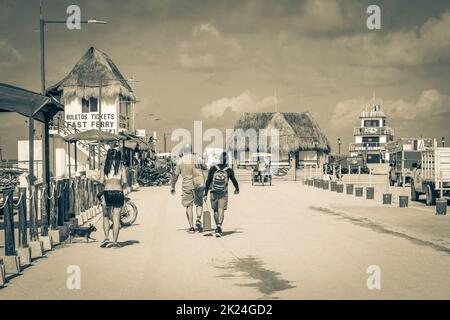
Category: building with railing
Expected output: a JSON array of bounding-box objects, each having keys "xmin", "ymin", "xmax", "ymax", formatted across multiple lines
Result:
[
  {"xmin": 349, "ymin": 104, "xmax": 394, "ymax": 163},
  {"xmin": 45, "ymin": 47, "xmax": 138, "ymax": 174}
]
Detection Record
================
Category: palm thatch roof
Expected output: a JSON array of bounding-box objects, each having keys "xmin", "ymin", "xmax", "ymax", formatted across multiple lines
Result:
[
  {"xmin": 47, "ymin": 47, "xmax": 135, "ymax": 103},
  {"xmin": 231, "ymin": 112, "xmax": 330, "ymax": 154}
]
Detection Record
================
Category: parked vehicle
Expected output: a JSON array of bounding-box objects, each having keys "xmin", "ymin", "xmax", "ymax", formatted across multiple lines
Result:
[
  {"xmin": 387, "ymin": 138, "xmax": 432, "ymax": 186},
  {"xmin": 334, "ymin": 155, "xmax": 369, "ymax": 176},
  {"xmin": 251, "ymin": 153, "xmax": 272, "ymax": 186},
  {"xmin": 411, "ymin": 139, "xmax": 450, "ymax": 206}
]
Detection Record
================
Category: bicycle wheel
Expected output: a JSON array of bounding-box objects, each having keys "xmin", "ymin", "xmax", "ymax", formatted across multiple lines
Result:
[{"xmin": 120, "ymin": 200, "xmax": 138, "ymax": 226}]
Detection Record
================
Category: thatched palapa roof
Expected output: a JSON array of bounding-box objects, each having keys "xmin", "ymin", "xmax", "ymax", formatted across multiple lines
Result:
[
  {"xmin": 231, "ymin": 112, "xmax": 330, "ymax": 154},
  {"xmin": 47, "ymin": 47, "xmax": 135, "ymax": 102}
]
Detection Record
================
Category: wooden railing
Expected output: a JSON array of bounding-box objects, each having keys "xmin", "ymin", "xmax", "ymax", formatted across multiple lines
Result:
[{"xmin": 0, "ymin": 175, "xmax": 102, "ymax": 256}]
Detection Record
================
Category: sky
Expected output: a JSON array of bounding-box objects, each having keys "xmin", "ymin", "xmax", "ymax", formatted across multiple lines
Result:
[{"xmin": 1, "ymin": 0, "xmax": 450, "ymax": 158}]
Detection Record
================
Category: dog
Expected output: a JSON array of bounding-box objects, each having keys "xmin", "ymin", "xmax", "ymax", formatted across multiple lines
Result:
[{"xmin": 68, "ymin": 224, "xmax": 97, "ymax": 243}]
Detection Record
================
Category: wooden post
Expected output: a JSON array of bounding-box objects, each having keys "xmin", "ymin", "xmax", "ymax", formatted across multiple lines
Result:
[
  {"xmin": 64, "ymin": 179, "xmax": 69, "ymax": 221},
  {"xmin": 52, "ymin": 180, "xmax": 58, "ymax": 229},
  {"xmin": 18, "ymin": 187, "xmax": 28, "ymax": 248},
  {"xmin": 40, "ymin": 185, "xmax": 48, "ymax": 236},
  {"xmin": 57, "ymin": 180, "xmax": 64, "ymax": 226},
  {"xmin": 29, "ymin": 186, "xmax": 37, "ymax": 241},
  {"xmin": 33, "ymin": 186, "xmax": 39, "ymax": 240},
  {"xmin": 74, "ymin": 142, "xmax": 78, "ymax": 172},
  {"xmin": 43, "ymin": 119, "xmax": 51, "ymax": 237},
  {"xmin": 2, "ymin": 189, "xmax": 15, "ymax": 255},
  {"xmin": 68, "ymin": 142, "xmax": 71, "ymax": 179}
]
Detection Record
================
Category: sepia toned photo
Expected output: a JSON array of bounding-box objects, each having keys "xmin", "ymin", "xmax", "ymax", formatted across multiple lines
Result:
[{"xmin": 0, "ymin": 0, "xmax": 450, "ymax": 307}]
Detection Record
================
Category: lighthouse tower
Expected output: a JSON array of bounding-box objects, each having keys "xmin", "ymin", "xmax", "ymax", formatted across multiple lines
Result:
[{"xmin": 349, "ymin": 104, "xmax": 394, "ymax": 163}]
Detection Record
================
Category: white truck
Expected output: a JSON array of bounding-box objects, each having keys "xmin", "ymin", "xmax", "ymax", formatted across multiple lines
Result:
[{"xmin": 410, "ymin": 139, "xmax": 450, "ymax": 205}]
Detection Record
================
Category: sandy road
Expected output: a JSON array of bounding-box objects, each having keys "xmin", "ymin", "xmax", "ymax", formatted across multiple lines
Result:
[{"xmin": 1, "ymin": 181, "xmax": 450, "ymax": 299}]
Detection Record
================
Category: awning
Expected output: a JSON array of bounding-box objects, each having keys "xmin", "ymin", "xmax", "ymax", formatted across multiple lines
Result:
[
  {"xmin": 119, "ymin": 132, "xmax": 151, "ymax": 150},
  {"xmin": 0, "ymin": 82, "xmax": 64, "ymax": 123},
  {"xmin": 64, "ymin": 129, "xmax": 124, "ymax": 142}
]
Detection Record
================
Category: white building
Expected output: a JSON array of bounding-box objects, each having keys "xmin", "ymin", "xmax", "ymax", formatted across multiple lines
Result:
[
  {"xmin": 349, "ymin": 104, "xmax": 394, "ymax": 163},
  {"xmin": 46, "ymin": 47, "xmax": 138, "ymax": 174},
  {"xmin": 48, "ymin": 46, "xmax": 136, "ymax": 134}
]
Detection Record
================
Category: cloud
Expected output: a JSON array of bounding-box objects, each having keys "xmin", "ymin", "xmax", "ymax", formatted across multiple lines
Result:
[
  {"xmin": 0, "ymin": 41, "xmax": 21, "ymax": 67},
  {"xmin": 201, "ymin": 90, "xmax": 277, "ymax": 118},
  {"xmin": 177, "ymin": 23, "xmax": 242, "ymax": 72},
  {"xmin": 289, "ymin": 0, "xmax": 352, "ymax": 34},
  {"xmin": 386, "ymin": 90, "xmax": 450, "ymax": 120},
  {"xmin": 331, "ymin": 10, "xmax": 450, "ymax": 68}
]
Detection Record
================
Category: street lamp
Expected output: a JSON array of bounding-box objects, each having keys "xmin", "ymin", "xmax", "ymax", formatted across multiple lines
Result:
[
  {"xmin": 37, "ymin": 1, "xmax": 106, "ymax": 236},
  {"xmin": 442, "ymin": 137, "xmax": 445, "ymax": 147},
  {"xmin": 337, "ymin": 138, "xmax": 341, "ymax": 157}
]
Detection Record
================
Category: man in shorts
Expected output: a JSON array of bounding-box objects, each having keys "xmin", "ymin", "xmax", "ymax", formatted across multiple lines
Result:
[
  {"xmin": 171, "ymin": 144, "xmax": 207, "ymax": 233},
  {"xmin": 204, "ymin": 152, "xmax": 239, "ymax": 237}
]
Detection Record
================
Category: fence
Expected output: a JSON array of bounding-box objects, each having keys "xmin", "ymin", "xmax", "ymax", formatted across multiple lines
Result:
[{"xmin": 0, "ymin": 175, "xmax": 103, "ymax": 258}]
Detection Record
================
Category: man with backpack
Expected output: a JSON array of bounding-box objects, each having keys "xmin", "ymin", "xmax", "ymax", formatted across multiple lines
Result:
[
  {"xmin": 171, "ymin": 144, "xmax": 207, "ymax": 233},
  {"xmin": 204, "ymin": 152, "xmax": 239, "ymax": 237}
]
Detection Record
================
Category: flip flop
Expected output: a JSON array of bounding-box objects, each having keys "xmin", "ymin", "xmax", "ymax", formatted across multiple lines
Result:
[{"xmin": 99, "ymin": 239, "xmax": 110, "ymax": 248}]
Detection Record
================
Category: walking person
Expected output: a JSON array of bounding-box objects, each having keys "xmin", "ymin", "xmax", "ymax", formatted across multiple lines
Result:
[
  {"xmin": 99, "ymin": 145, "xmax": 128, "ymax": 248},
  {"xmin": 171, "ymin": 144, "xmax": 207, "ymax": 233},
  {"xmin": 204, "ymin": 152, "xmax": 239, "ymax": 237}
]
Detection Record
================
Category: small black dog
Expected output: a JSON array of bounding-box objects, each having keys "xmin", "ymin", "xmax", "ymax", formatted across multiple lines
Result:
[{"xmin": 68, "ymin": 224, "xmax": 97, "ymax": 243}]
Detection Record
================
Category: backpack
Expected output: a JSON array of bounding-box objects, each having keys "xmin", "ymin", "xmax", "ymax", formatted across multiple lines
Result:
[{"xmin": 211, "ymin": 165, "xmax": 230, "ymax": 193}]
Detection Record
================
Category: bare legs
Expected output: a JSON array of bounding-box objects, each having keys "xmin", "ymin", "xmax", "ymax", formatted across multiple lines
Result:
[
  {"xmin": 111, "ymin": 207, "xmax": 121, "ymax": 243},
  {"xmin": 102, "ymin": 206, "xmax": 121, "ymax": 244},
  {"xmin": 186, "ymin": 205, "xmax": 194, "ymax": 228},
  {"xmin": 196, "ymin": 205, "xmax": 203, "ymax": 221},
  {"xmin": 213, "ymin": 198, "xmax": 225, "ymax": 227},
  {"xmin": 103, "ymin": 205, "xmax": 111, "ymax": 240}
]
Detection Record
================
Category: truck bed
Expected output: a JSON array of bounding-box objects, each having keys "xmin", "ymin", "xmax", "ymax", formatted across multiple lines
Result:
[{"xmin": 421, "ymin": 147, "xmax": 450, "ymax": 183}]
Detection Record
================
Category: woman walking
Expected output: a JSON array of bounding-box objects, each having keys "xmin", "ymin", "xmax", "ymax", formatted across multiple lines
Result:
[{"xmin": 99, "ymin": 146, "xmax": 127, "ymax": 248}]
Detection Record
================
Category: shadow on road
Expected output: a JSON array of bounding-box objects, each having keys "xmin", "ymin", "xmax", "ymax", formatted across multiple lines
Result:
[
  {"xmin": 117, "ymin": 240, "xmax": 140, "ymax": 247},
  {"xmin": 215, "ymin": 255, "xmax": 294, "ymax": 298},
  {"xmin": 203, "ymin": 230, "xmax": 243, "ymax": 237}
]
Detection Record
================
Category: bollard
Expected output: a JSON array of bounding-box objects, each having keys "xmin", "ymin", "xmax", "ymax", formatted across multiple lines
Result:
[
  {"xmin": 355, "ymin": 187, "xmax": 363, "ymax": 197},
  {"xmin": 2, "ymin": 189, "xmax": 15, "ymax": 256},
  {"xmin": 330, "ymin": 181, "xmax": 337, "ymax": 192},
  {"xmin": 382, "ymin": 193, "xmax": 392, "ymax": 205},
  {"xmin": 318, "ymin": 180, "xmax": 323, "ymax": 189},
  {"xmin": 0, "ymin": 260, "xmax": 5, "ymax": 287},
  {"xmin": 336, "ymin": 184, "xmax": 344, "ymax": 193},
  {"xmin": 436, "ymin": 199, "xmax": 447, "ymax": 215},
  {"xmin": 399, "ymin": 196, "xmax": 409, "ymax": 208},
  {"xmin": 322, "ymin": 181, "xmax": 329, "ymax": 190},
  {"xmin": 346, "ymin": 184, "xmax": 354, "ymax": 195},
  {"xmin": 366, "ymin": 187, "xmax": 375, "ymax": 199}
]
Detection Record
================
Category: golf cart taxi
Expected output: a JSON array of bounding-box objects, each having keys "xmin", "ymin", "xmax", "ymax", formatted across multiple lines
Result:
[{"xmin": 251, "ymin": 152, "xmax": 272, "ymax": 186}]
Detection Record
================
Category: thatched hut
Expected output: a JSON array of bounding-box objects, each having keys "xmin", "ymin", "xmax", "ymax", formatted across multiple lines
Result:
[
  {"xmin": 46, "ymin": 47, "xmax": 142, "ymax": 174},
  {"xmin": 47, "ymin": 46, "xmax": 136, "ymax": 134},
  {"xmin": 230, "ymin": 112, "xmax": 330, "ymax": 167}
]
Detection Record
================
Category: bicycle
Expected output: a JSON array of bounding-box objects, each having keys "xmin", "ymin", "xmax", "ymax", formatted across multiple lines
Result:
[{"xmin": 120, "ymin": 196, "xmax": 138, "ymax": 226}]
